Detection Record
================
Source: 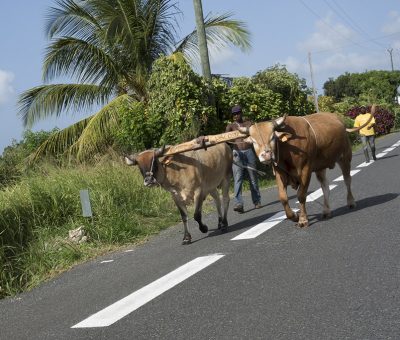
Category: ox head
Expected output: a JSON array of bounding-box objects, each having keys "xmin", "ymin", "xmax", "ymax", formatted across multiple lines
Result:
[
  {"xmin": 239, "ymin": 115, "xmax": 291, "ymax": 164},
  {"xmin": 124, "ymin": 145, "xmax": 165, "ymax": 187}
]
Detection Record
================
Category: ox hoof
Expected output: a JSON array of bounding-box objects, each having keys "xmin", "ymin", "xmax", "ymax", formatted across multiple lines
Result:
[
  {"xmin": 182, "ymin": 238, "xmax": 192, "ymax": 245},
  {"xmin": 348, "ymin": 203, "xmax": 356, "ymax": 209},
  {"xmin": 199, "ymin": 224, "xmax": 208, "ymax": 233},
  {"xmin": 296, "ymin": 219, "xmax": 309, "ymax": 228},
  {"xmin": 218, "ymin": 219, "xmax": 228, "ymax": 231},
  {"xmin": 290, "ymin": 211, "xmax": 299, "ymax": 223},
  {"xmin": 219, "ymin": 224, "xmax": 228, "ymax": 233}
]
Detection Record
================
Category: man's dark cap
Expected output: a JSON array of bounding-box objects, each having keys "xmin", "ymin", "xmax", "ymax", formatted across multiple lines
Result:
[{"xmin": 231, "ymin": 105, "xmax": 242, "ymax": 115}]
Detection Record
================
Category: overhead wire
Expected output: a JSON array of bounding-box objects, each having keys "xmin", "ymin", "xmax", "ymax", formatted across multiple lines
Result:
[
  {"xmin": 328, "ymin": 0, "xmax": 388, "ymax": 49},
  {"xmin": 298, "ymin": 0, "xmax": 372, "ymax": 51}
]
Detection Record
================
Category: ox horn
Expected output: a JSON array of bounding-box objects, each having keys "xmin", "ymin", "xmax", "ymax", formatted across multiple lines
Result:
[
  {"xmin": 124, "ymin": 154, "xmax": 137, "ymax": 166},
  {"xmin": 154, "ymin": 145, "xmax": 166, "ymax": 157},
  {"xmin": 272, "ymin": 113, "xmax": 287, "ymax": 129}
]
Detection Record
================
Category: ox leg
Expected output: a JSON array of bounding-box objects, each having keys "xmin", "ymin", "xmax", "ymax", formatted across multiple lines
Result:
[
  {"xmin": 221, "ymin": 177, "xmax": 230, "ymax": 230},
  {"xmin": 209, "ymin": 189, "xmax": 225, "ymax": 231},
  {"xmin": 193, "ymin": 191, "xmax": 208, "ymax": 234},
  {"xmin": 316, "ymin": 169, "xmax": 331, "ymax": 218},
  {"xmin": 297, "ymin": 170, "xmax": 312, "ymax": 228},
  {"xmin": 338, "ymin": 159, "xmax": 356, "ymax": 209},
  {"xmin": 275, "ymin": 171, "xmax": 299, "ymax": 223},
  {"xmin": 172, "ymin": 197, "xmax": 191, "ymax": 245}
]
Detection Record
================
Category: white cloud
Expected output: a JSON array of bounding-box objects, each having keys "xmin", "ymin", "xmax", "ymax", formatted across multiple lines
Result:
[
  {"xmin": 298, "ymin": 14, "xmax": 357, "ymax": 53},
  {"xmin": 382, "ymin": 11, "xmax": 400, "ymax": 35},
  {"xmin": 282, "ymin": 12, "xmax": 397, "ymax": 90},
  {"xmin": 0, "ymin": 69, "xmax": 15, "ymax": 104}
]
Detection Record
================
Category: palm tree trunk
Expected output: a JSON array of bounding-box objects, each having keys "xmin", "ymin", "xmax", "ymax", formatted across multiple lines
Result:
[{"xmin": 192, "ymin": 0, "xmax": 212, "ymax": 81}]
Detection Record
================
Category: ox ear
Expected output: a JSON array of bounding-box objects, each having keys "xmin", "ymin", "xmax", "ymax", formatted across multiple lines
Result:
[
  {"xmin": 272, "ymin": 114, "xmax": 287, "ymax": 129},
  {"xmin": 124, "ymin": 155, "xmax": 137, "ymax": 166},
  {"xmin": 274, "ymin": 131, "xmax": 292, "ymax": 143}
]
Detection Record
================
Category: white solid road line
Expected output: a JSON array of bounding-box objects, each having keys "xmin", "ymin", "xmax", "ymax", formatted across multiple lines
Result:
[{"xmin": 72, "ymin": 254, "xmax": 224, "ymax": 328}]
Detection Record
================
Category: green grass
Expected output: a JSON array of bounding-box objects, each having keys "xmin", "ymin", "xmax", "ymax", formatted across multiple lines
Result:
[
  {"xmin": 0, "ymin": 135, "xmax": 367, "ymax": 299},
  {"xmin": 0, "ymin": 161, "xmax": 180, "ymax": 298}
]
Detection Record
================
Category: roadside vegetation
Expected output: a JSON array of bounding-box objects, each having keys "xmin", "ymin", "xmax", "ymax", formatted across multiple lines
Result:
[
  {"xmin": 0, "ymin": 158, "xmax": 179, "ymax": 298},
  {"xmin": 1, "ymin": 0, "xmax": 400, "ymax": 299}
]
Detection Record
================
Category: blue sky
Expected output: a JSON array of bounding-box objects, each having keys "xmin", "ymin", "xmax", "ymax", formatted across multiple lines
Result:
[{"xmin": 1, "ymin": 0, "xmax": 400, "ymax": 154}]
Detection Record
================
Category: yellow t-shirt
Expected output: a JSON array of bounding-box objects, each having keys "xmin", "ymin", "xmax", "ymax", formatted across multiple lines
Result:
[{"xmin": 354, "ymin": 113, "xmax": 375, "ymax": 136}]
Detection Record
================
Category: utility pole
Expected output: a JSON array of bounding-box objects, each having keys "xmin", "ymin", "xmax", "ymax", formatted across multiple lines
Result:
[
  {"xmin": 387, "ymin": 48, "xmax": 394, "ymax": 71},
  {"xmin": 192, "ymin": 0, "xmax": 212, "ymax": 81},
  {"xmin": 308, "ymin": 52, "xmax": 319, "ymax": 112}
]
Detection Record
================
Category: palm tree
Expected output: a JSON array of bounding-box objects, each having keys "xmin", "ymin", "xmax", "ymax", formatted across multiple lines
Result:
[{"xmin": 18, "ymin": 0, "xmax": 250, "ymax": 161}]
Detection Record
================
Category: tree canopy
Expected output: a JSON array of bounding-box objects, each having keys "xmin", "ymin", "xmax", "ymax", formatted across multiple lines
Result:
[
  {"xmin": 18, "ymin": 0, "xmax": 251, "ymax": 161},
  {"xmin": 323, "ymin": 70, "xmax": 400, "ymax": 104}
]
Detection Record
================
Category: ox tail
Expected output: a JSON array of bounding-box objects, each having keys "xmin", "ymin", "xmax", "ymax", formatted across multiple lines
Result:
[{"xmin": 346, "ymin": 104, "xmax": 376, "ymax": 133}]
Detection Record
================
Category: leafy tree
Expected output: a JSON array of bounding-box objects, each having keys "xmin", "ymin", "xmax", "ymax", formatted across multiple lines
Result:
[
  {"xmin": 18, "ymin": 0, "xmax": 251, "ymax": 161},
  {"xmin": 318, "ymin": 95, "xmax": 336, "ymax": 112},
  {"xmin": 0, "ymin": 130, "xmax": 57, "ymax": 187},
  {"xmin": 218, "ymin": 77, "xmax": 283, "ymax": 122},
  {"xmin": 323, "ymin": 70, "xmax": 400, "ymax": 104},
  {"xmin": 115, "ymin": 54, "xmax": 219, "ymax": 152},
  {"xmin": 252, "ymin": 65, "xmax": 314, "ymax": 116}
]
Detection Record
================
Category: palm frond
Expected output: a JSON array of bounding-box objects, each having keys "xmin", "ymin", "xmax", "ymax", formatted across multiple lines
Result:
[
  {"xmin": 175, "ymin": 12, "xmax": 251, "ymax": 65},
  {"xmin": 71, "ymin": 94, "xmax": 134, "ymax": 160},
  {"xmin": 28, "ymin": 94, "xmax": 134, "ymax": 163},
  {"xmin": 45, "ymin": 0, "xmax": 101, "ymax": 40},
  {"xmin": 43, "ymin": 37, "xmax": 120, "ymax": 86},
  {"xmin": 27, "ymin": 115, "xmax": 93, "ymax": 164},
  {"xmin": 18, "ymin": 84, "xmax": 112, "ymax": 128}
]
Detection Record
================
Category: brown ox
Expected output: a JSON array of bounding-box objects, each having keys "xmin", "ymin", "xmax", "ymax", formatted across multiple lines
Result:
[
  {"xmin": 239, "ymin": 111, "xmax": 373, "ymax": 227},
  {"xmin": 124, "ymin": 143, "xmax": 232, "ymax": 244}
]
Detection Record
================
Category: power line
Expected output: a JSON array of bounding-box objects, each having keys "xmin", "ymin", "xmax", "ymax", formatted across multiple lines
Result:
[
  {"xmin": 328, "ymin": 0, "xmax": 388, "ymax": 49},
  {"xmin": 298, "ymin": 0, "xmax": 369, "ymax": 50},
  {"xmin": 311, "ymin": 32, "xmax": 397, "ymax": 54}
]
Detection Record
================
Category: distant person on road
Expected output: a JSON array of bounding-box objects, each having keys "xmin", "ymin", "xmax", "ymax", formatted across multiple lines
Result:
[
  {"xmin": 354, "ymin": 105, "xmax": 377, "ymax": 163},
  {"xmin": 225, "ymin": 105, "xmax": 261, "ymax": 213}
]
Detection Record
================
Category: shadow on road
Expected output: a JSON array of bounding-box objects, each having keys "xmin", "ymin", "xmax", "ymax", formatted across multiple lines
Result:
[{"xmin": 306, "ymin": 192, "xmax": 399, "ymax": 227}]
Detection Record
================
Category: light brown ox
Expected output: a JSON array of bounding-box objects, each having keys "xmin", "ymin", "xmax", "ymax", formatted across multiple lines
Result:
[
  {"xmin": 238, "ymin": 111, "xmax": 373, "ymax": 227},
  {"xmin": 124, "ymin": 143, "xmax": 232, "ymax": 244}
]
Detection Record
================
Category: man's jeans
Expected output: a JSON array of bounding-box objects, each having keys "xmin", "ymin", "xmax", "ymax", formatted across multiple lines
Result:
[
  {"xmin": 232, "ymin": 149, "xmax": 261, "ymax": 207},
  {"xmin": 360, "ymin": 135, "xmax": 375, "ymax": 150}
]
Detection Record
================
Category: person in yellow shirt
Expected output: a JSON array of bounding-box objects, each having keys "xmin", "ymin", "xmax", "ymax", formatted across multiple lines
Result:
[{"xmin": 354, "ymin": 105, "xmax": 376, "ymax": 163}]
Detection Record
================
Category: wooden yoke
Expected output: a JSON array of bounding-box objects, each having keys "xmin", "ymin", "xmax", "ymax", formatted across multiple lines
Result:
[{"xmin": 160, "ymin": 130, "xmax": 248, "ymax": 157}]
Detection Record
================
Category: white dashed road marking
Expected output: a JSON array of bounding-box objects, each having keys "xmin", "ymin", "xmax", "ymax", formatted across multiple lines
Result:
[
  {"xmin": 72, "ymin": 254, "xmax": 224, "ymax": 328},
  {"xmin": 333, "ymin": 169, "xmax": 360, "ymax": 181},
  {"xmin": 231, "ymin": 210, "xmax": 297, "ymax": 240}
]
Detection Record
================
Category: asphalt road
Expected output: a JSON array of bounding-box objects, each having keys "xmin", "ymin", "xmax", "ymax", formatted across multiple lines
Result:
[{"xmin": 1, "ymin": 132, "xmax": 400, "ymax": 340}]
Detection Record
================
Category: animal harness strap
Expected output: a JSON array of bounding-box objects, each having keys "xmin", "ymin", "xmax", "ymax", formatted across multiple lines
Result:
[{"xmin": 301, "ymin": 116, "xmax": 318, "ymax": 147}]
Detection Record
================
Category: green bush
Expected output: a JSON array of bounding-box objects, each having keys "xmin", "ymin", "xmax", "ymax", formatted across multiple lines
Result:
[{"xmin": 0, "ymin": 129, "xmax": 58, "ymax": 188}]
